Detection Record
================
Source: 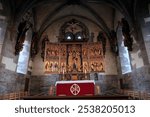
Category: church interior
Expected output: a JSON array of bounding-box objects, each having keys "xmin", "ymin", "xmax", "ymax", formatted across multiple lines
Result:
[{"xmin": 0, "ymin": 0, "xmax": 150, "ymax": 100}]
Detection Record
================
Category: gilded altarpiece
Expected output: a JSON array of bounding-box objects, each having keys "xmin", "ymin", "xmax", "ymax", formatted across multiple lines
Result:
[
  {"xmin": 67, "ymin": 44, "xmax": 82, "ymax": 72},
  {"xmin": 44, "ymin": 42, "xmax": 105, "ymax": 74},
  {"xmin": 60, "ymin": 44, "xmax": 67, "ymax": 73},
  {"xmin": 89, "ymin": 43, "xmax": 104, "ymax": 72},
  {"xmin": 45, "ymin": 43, "xmax": 59, "ymax": 73},
  {"xmin": 82, "ymin": 43, "xmax": 89, "ymax": 73}
]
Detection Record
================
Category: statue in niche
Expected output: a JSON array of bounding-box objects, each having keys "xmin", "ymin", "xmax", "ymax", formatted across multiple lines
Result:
[
  {"xmin": 72, "ymin": 57, "xmax": 77, "ymax": 71},
  {"xmin": 41, "ymin": 35, "xmax": 49, "ymax": 61},
  {"xmin": 15, "ymin": 19, "xmax": 32, "ymax": 55},
  {"xmin": 68, "ymin": 49, "xmax": 81, "ymax": 72},
  {"xmin": 120, "ymin": 18, "xmax": 133, "ymax": 51},
  {"xmin": 67, "ymin": 44, "xmax": 81, "ymax": 72},
  {"xmin": 72, "ymin": 50, "xmax": 81, "ymax": 72},
  {"xmin": 97, "ymin": 32, "xmax": 106, "ymax": 56},
  {"xmin": 61, "ymin": 62, "xmax": 66, "ymax": 72}
]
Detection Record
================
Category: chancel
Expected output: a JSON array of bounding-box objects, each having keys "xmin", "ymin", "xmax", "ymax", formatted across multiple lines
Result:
[{"xmin": 0, "ymin": 0, "xmax": 150, "ymax": 100}]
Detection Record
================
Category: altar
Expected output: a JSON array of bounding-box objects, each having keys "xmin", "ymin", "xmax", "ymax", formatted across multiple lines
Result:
[{"xmin": 55, "ymin": 80, "xmax": 95, "ymax": 96}]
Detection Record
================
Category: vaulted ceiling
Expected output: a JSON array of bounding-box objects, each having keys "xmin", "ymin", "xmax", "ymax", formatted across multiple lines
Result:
[{"xmin": 0, "ymin": 0, "xmax": 143, "ymax": 37}]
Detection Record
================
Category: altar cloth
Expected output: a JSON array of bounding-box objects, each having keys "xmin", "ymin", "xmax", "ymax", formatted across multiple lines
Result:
[{"xmin": 55, "ymin": 80, "xmax": 95, "ymax": 96}]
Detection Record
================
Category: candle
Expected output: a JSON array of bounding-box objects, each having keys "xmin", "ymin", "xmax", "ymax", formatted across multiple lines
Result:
[
  {"xmin": 63, "ymin": 69, "xmax": 64, "ymax": 74},
  {"xmin": 85, "ymin": 69, "xmax": 86, "ymax": 74},
  {"xmin": 52, "ymin": 66, "xmax": 53, "ymax": 72}
]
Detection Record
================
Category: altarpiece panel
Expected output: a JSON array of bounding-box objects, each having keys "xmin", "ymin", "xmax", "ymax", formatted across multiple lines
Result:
[{"xmin": 44, "ymin": 42, "xmax": 105, "ymax": 74}]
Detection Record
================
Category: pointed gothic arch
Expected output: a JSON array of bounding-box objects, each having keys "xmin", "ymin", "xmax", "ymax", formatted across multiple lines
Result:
[{"xmin": 58, "ymin": 19, "xmax": 89, "ymax": 42}]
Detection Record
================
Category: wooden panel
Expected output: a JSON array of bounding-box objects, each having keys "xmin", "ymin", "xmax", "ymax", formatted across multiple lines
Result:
[
  {"xmin": 72, "ymin": 74, "xmax": 78, "ymax": 80},
  {"xmin": 44, "ymin": 42, "xmax": 105, "ymax": 74}
]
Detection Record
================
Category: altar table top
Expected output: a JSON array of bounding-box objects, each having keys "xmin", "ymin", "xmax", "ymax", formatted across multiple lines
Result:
[{"xmin": 55, "ymin": 80, "xmax": 95, "ymax": 96}]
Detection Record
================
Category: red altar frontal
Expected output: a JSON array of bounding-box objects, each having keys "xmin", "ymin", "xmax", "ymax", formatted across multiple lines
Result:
[{"xmin": 55, "ymin": 80, "xmax": 95, "ymax": 96}]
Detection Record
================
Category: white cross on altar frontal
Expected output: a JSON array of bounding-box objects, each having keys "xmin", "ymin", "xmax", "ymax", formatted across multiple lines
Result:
[{"xmin": 55, "ymin": 80, "xmax": 95, "ymax": 96}]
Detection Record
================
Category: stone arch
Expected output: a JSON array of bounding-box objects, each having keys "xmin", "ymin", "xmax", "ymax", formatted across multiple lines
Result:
[{"xmin": 58, "ymin": 18, "xmax": 89, "ymax": 42}]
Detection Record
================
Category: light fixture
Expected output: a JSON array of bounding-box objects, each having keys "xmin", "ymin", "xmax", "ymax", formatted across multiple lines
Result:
[
  {"xmin": 75, "ymin": 32, "xmax": 83, "ymax": 41},
  {"xmin": 77, "ymin": 36, "xmax": 82, "ymax": 39},
  {"xmin": 67, "ymin": 36, "xmax": 71, "ymax": 40}
]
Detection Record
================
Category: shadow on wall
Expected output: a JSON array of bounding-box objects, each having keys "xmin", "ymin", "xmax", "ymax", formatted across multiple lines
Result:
[
  {"xmin": 121, "ymin": 66, "xmax": 150, "ymax": 92},
  {"xmin": 0, "ymin": 64, "xmax": 26, "ymax": 94},
  {"xmin": 29, "ymin": 75, "xmax": 59, "ymax": 96},
  {"xmin": 94, "ymin": 74, "xmax": 119, "ymax": 95}
]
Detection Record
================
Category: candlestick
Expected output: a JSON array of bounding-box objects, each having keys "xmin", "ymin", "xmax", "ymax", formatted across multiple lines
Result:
[
  {"xmin": 62, "ymin": 69, "xmax": 65, "ymax": 80},
  {"xmin": 85, "ymin": 69, "xmax": 87, "ymax": 80},
  {"xmin": 85, "ymin": 69, "xmax": 86, "ymax": 74}
]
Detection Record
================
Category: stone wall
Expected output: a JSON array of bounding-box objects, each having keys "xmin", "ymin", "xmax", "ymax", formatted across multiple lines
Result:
[
  {"xmin": 120, "ymin": 0, "xmax": 150, "ymax": 93},
  {"xmin": 29, "ymin": 75, "xmax": 59, "ymax": 95},
  {"xmin": 29, "ymin": 74, "xmax": 119, "ymax": 95},
  {"xmin": 93, "ymin": 74, "xmax": 119, "ymax": 95},
  {"xmin": 120, "ymin": 66, "xmax": 150, "ymax": 93},
  {"xmin": 136, "ymin": 0, "xmax": 150, "ymax": 65},
  {"xmin": 0, "ymin": 63, "xmax": 26, "ymax": 94},
  {"xmin": 0, "ymin": 18, "xmax": 7, "ymax": 55},
  {"xmin": 0, "ymin": 21, "xmax": 26, "ymax": 94}
]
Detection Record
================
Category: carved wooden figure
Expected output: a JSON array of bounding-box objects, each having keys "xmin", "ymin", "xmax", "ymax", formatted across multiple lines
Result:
[
  {"xmin": 15, "ymin": 20, "xmax": 32, "ymax": 55},
  {"xmin": 121, "ymin": 18, "xmax": 133, "ymax": 51}
]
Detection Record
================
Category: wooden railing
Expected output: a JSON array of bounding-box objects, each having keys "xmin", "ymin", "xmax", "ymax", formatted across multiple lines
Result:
[
  {"xmin": 0, "ymin": 91, "xmax": 29, "ymax": 100},
  {"xmin": 120, "ymin": 89, "xmax": 150, "ymax": 100},
  {"xmin": 1, "ymin": 90, "xmax": 149, "ymax": 100}
]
